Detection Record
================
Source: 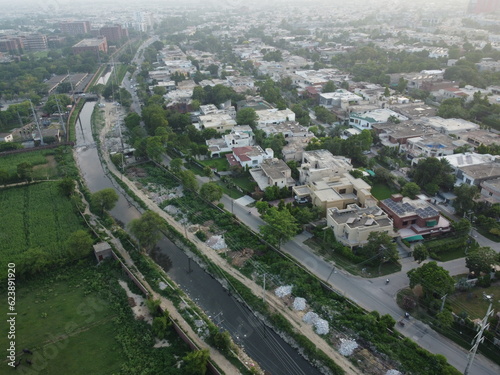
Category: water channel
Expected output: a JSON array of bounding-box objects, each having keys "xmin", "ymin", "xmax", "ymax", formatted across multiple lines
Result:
[{"xmin": 74, "ymin": 101, "xmax": 323, "ymax": 375}]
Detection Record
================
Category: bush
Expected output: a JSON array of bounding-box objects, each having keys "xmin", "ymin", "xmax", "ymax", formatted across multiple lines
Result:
[
  {"xmin": 477, "ymin": 274, "xmax": 491, "ymax": 288},
  {"xmin": 195, "ymin": 230, "xmax": 207, "ymax": 241}
]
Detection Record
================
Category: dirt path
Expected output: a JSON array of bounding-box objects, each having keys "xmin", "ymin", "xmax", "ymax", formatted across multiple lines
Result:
[{"xmin": 98, "ymin": 106, "xmax": 362, "ymax": 375}]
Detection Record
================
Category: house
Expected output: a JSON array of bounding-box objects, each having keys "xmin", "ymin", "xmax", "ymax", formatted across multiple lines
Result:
[
  {"xmin": 293, "ymin": 173, "xmax": 376, "ymax": 214},
  {"xmin": 418, "ymin": 117, "xmax": 480, "ymax": 135},
  {"xmin": 0, "ymin": 132, "xmax": 13, "ymax": 142},
  {"xmin": 93, "ymin": 242, "xmax": 113, "ymax": 263},
  {"xmin": 379, "ymin": 194, "xmax": 451, "ymax": 240},
  {"xmin": 249, "ymin": 158, "xmax": 295, "ymax": 190},
  {"xmin": 327, "ymin": 204, "xmax": 396, "ymax": 248},
  {"xmin": 462, "ymin": 130, "xmax": 500, "ymax": 149},
  {"xmin": 258, "ymin": 121, "xmax": 313, "ymax": 138},
  {"xmin": 226, "ymin": 146, "xmax": 273, "ymax": 168},
  {"xmin": 206, "ymin": 125, "xmax": 255, "ymax": 157},
  {"xmin": 282, "ymin": 136, "xmax": 315, "ymax": 162},
  {"xmin": 319, "ymin": 90, "xmax": 362, "ymax": 109},
  {"xmin": 299, "ymin": 149, "xmax": 353, "ymax": 184},
  {"xmin": 349, "ymin": 108, "xmax": 408, "ymax": 131},
  {"xmin": 406, "ymin": 133, "xmax": 465, "ymax": 159},
  {"xmin": 255, "ymin": 108, "xmax": 296, "ymax": 126},
  {"xmin": 480, "ymin": 178, "xmax": 500, "ymax": 204},
  {"xmin": 457, "ymin": 162, "xmax": 500, "ymax": 186},
  {"xmin": 372, "ymin": 121, "xmax": 435, "ymax": 147},
  {"xmin": 198, "ymin": 113, "xmax": 236, "ymax": 133}
]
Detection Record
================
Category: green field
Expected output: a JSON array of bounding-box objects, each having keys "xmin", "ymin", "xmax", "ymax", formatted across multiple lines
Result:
[
  {"xmin": 200, "ymin": 157, "xmax": 229, "ymax": 172},
  {"xmin": 1, "ymin": 260, "xmax": 191, "ymax": 374},
  {"xmin": 371, "ymin": 182, "xmax": 399, "ymax": 200},
  {"xmin": 0, "ymin": 182, "xmax": 84, "ymax": 276},
  {"xmin": 0, "ymin": 150, "xmax": 52, "ymax": 178}
]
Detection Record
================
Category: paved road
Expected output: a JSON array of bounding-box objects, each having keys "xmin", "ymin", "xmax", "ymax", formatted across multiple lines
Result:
[{"xmin": 221, "ymin": 195, "xmax": 500, "ymax": 375}]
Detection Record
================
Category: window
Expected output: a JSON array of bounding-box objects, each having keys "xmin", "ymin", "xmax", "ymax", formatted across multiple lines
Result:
[
  {"xmin": 339, "ymin": 189, "xmax": 346, "ymax": 194},
  {"xmin": 353, "ymin": 188, "xmax": 357, "ymax": 195}
]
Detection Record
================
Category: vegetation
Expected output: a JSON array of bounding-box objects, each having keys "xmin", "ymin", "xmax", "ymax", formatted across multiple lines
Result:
[
  {"xmin": 91, "ymin": 188, "xmax": 119, "ymax": 215},
  {"xmin": 128, "ymin": 211, "xmax": 168, "ymax": 252},
  {"xmin": 409, "ymin": 157, "xmax": 454, "ymax": 195}
]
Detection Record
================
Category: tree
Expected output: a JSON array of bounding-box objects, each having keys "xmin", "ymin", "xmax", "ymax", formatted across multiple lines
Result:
[
  {"xmin": 401, "ymin": 182, "xmax": 421, "ymax": 199},
  {"xmin": 146, "ymin": 136, "xmax": 165, "ymax": 163},
  {"xmin": 128, "ymin": 211, "xmax": 167, "ymax": 252},
  {"xmin": 236, "ymin": 107, "xmax": 257, "ymax": 128},
  {"xmin": 407, "ymin": 261, "xmax": 455, "ymax": 300},
  {"xmin": 200, "ymin": 182, "xmax": 223, "ymax": 202},
  {"xmin": 211, "ymin": 330, "xmax": 232, "ymax": 352},
  {"xmin": 453, "ymin": 184, "xmax": 479, "ymax": 216},
  {"xmin": 397, "ymin": 77, "xmax": 408, "ymax": 93},
  {"xmin": 170, "ymin": 158, "xmax": 183, "ymax": 174},
  {"xmin": 412, "ymin": 157, "xmax": 454, "ymax": 194},
  {"xmin": 466, "ymin": 246, "xmax": 498, "ymax": 275},
  {"xmin": 451, "ymin": 218, "xmax": 472, "ymax": 236},
  {"xmin": 152, "ymin": 312, "xmax": 171, "ymax": 339},
  {"xmin": 322, "ymin": 80, "xmax": 336, "ymax": 93},
  {"xmin": 17, "ymin": 162, "xmax": 33, "ymax": 182},
  {"xmin": 314, "ymin": 106, "xmax": 336, "ymax": 124},
  {"xmin": 66, "ymin": 230, "xmax": 93, "ymax": 259},
  {"xmin": 436, "ymin": 309, "xmax": 454, "ymax": 328},
  {"xmin": 182, "ymin": 349, "xmax": 210, "ymax": 375},
  {"xmin": 91, "ymin": 188, "xmax": 119, "ymax": 215},
  {"xmin": 260, "ymin": 207, "xmax": 300, "ymax": 249},
  {"xmin": 58, "ymin": 177, "xmax": 75, "ymax": 197},
  {"xmin": 413, "ymin": 244, "xmax": 429, "ymax": 263},
  {"xmin": 43, "ymin": 94, "xmax": 71, "ymax": 114},
  {"xmin": 180, "ymin": 170, "xmax": 198, "ymax": 191},
  {"xmin": 0, "ymin": 169, "xmax": 9, "ymax": 186},
  {"xmin": 359, "ymin": 232, "xmax": 398, "ymax": 264}
]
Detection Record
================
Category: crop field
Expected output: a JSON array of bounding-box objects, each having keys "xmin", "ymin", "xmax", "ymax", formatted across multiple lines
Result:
[
  {"xmin": 0, "ymin": 182, "xmax": 83, "ymax": 268},
  {"xmin": 0, "ymin": 150, "xmax": 53, "ymax": 178},
  {"xmin": 0, "ymin": 260, "xmax": 191, "ymax": 374}
]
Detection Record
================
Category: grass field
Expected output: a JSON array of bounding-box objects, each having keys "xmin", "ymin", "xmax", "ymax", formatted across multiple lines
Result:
[
  {"xmin": 0, "ymin": 182, "xmax": 84, "ymax": 276},
  {"xmin": 200, "ymin": 157, "xmax": 229, "ymax": 172},
  {"xmin": 370, "ymin": 182, "xmax": 399, "ymax": 200},
  {"xmin": 448, "ymin": 282, "xmax": 500, "ymax": 320},
  {"xmin": 0, "ymin": 150, "xmax": 54, "ymax": 179},
  {"xmin": 1, "ymin": 260, "xmax": 192, "ymax": 374}
]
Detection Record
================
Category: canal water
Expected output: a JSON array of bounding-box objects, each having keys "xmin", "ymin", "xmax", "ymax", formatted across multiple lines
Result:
[{"xmin": 74, "ymin": 102, "xmax": 322, "ymax": 375}]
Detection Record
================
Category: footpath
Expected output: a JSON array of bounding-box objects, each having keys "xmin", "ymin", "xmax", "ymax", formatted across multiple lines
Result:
[{"xmin": 100, "ymin": 104, "xmax": 362, "ymax": 375}]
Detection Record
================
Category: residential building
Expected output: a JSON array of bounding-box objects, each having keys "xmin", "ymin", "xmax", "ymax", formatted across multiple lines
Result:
[
  {"xmin": 100, "ymin": 25, "xmax": 127, "ymax": 43},
  {"xmin": 250, "ymin": 158, "xmax": 295, "ymax": 190},
  {"xmin": 480, "ymin": 178, "xmax": 500, "ymax": 203},
  {"xmin": 468, "ymin": 0, "xmax": 500, "ymax": 14},
  {"xmin": 319, "ymin": 90, "xmax": 362, "ymax": 109},
  {"xmin": 349, "ymin": 108, "xmax": 408, "ymax": 131},
  {"xmin": 293, "ymin": 173, "xmax": 376, "ymax": 213},
  {"xmin": 426, "ymin": 153, "xmax": 497, "ymax": 177},
  {"xmin": 327, "ymin": 204, "xmax": 396, "ymax": 247},
  {"xmin": 413, "ymin": 117, "xmax": 480, "ymax": 140},
  {"xmin": 206, "ymin": 125, "xmax": 255, "ymax": 157},
  {"xmin": 372, "ymin": 121, "xmax": 436, "ymax": 147},
  {"xmin": 25, "ymin": 34, "xmax": 48, "ymax": 51},
  {"xmin": 462, "ymin": 130, "xmax": 500, "ymax": 149},
  {"xmin": 258, "ymin": 121, "xmax": 313, "ymax": 138},
  {"xmin": 255, "ymin": 108, "xmax": 296, "ymax": 126},
  {"xmin": 226, "ymin": 146, "xmax": 273, "ymax": 168},
  {"xmin": 299, "ymin": 150, "xmax": 352, "ymax": 184},
  {"xmin": 282, "ymin": 136, "xmax": 315, "ymax": 162},
  {"xmin": 72, "ymin": 38, "xmax": 108, "ymax": 55},
  {"xmin": 60, "ymin": 21, "xmax": 91, "ymax": 35},
  {"xmin": 0, "ymin": 36, "xmax": 24, "ymax": 53},
  {"xmin": 406, "ymin": 133, "xmax": 465, "ymax": 159},
  {"xmin": 457, "ymin": 162, "xmax": 500, "ymax": 186},
  {"xmin": 379, "ymin": 195, "xmax": 451, "ymax": 240},
  {"xmin": 198, "ymin": 113, "xmax": 236, "ymax": 133}
]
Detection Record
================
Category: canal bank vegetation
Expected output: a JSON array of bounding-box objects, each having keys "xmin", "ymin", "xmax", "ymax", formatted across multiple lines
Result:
[{"xmin": 106, "ymin": 159, "xmax": 460, "ymax": 375}]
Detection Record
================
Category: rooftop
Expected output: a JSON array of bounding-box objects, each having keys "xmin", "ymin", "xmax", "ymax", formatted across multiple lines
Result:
[
  {"xmin": 460, "ymin": 162, "xmax": 500, "ymax": 180},
  {"xmin": 73, "ymin": 38, "xmax": 105, "ymax": 47},
  {"xmin": 329, "ymin": 205, "xmax": 392, "ymax": 229},
  {"xmin": 381, "ymin": 196, "xmax": 439, "ymax": 219}
]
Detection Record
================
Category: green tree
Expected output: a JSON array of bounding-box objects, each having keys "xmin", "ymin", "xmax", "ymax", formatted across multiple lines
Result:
[
  {"xmin": 314, "ymin": 106, "xmax": 336, "ymax": 124},
  {"xmin": 43, "ymin": 94, "xmax": 71, "ymax": 114},
  {"xmin": 170, "ymin": 158, "xmax": 183, "ymax": 174},
  {"xmin": 146, "ymin": 136, "xmax": 165, "ymax": 163},
  {"xmin": 128, "ymin": 211, "xmax": 167, "ymax": 252},
  {"xmin": 17, "ymin": 162, "xmax": 33, "ymax": 182},
  {"xmin": 260, "ymin": 207, "xmax": 300, "ymax": 249},
  {"xmin": 322, "ymin": 80, "xmax": 336, "ymax": 93},
  {"xmin": 407, "ymin": 261, "xmax": 455, "ymax": 300},
  {"xmin": 180, "ymin": 170, "xmax": 198, "ymax": 191},
  {"xmin": 412, "ymin": 157, "xmax": 454, "ymax": 193},
  {"xmin": 66, "ymin": 230, "xmax": 93, "ymax": 259},
  {"xmin": 91, "ymin": 188, "xmax": 119, "ymax": 215},
  {"xmin": 58, "ymin": 177, "xmax": 75, "ymax": 197},
  {"xmin": 451, "ymin": 218, "xmax": 472, "ymax": 236},
  {"xmin": 413, "ymin": 244, "xmax": 429, "ymax": 263},
  {"xmin": 436, "ymin": 309, "xmax": 454, "ymax": 328},
  {"xmin": 211, "ymin": 330, "xmax": 232, "ymax": 352},
  {"xmin": 401, "ymin": 182, "xmax": 421, "ymax": 199},
  {"xmin": 182, "ymin": 349, "xmax": 210, "ymax": 375},
  {"xmin": 466, "ymin": 246, "xmax": 498, "ymax": 275},
  {"xmin": 359, "ymin": 232, "xmax": 398, "ymax": 264},
  {"xmin": 236, "ymin": 107, "xmax": 257, "ymax": 128},
  {"xmin": 152, "ymin": 312, "xmax": 171, "ymax": 339},
  {"xmin": 0, "ymin": 169, "xmax": 9, "ymax": 186},
  {"xmin": 200, "ymin": 182, "xmax": 223, "ymax": 202},
  {"xmin": 453, "ymin": 184, "xmax": 479, "ymax": 216}
]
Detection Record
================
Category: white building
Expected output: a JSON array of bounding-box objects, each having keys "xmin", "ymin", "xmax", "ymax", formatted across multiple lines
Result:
[
  {"xmin": 299, "ymin": 149, "xmax": 352, "ymax": 184},
  {"xmin": 319, "ymin": 90, "xmax": 362, "ymax": 109},
  {"xmin": 418, "ymin": 117, "xmax": 480, "ymax": 135},
  {"xmin": 255, "ymin": 108, "xmax": 296, "ymax": 126},
  {"xmin": 206, "ymin": 125, "xmax": 255, "ymax": 158},
  {"xmin": 349, "ymin": 109, "xmax": 408, "ymax": 131},
  {"xmin": 250, "ymin": 158, "xmax": 295, "ymax": 190},
  {"xmin": 198, "ymin": 113, "xmax": 236, "ymax": 133},
  {"xmin": 227, "ymin": 146, "xmax": 274, "ymax": 168}
]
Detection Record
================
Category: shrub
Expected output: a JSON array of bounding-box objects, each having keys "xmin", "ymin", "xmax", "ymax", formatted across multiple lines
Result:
[{"xmin": 195, "ymin": 230, "xmax": 207, "ymax": 242}]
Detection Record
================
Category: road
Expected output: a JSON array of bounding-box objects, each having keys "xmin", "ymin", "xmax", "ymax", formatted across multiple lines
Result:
[{"xmin": 222, "ymin": 195, "xmax": 500, "ymax": 375}]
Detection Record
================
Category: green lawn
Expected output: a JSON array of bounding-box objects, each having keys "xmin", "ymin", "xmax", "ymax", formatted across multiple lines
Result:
[
  {"xmin": 448, "ymin": 282, "xmax": 500, "ymax": 320},
  {"xmin": 232, "ymin": 174, "xmax": 257, "ymax": 193},
  {"xmin": 370, "ymin": 182, "xmax": 399, "ymax": 200},
  {"xmin": 200, "ymin": 157, "xmax": 229, "ymax": 172},
  {"xmin": 2, "ymin": 263, "xmax": 125, "ymax": 375}
]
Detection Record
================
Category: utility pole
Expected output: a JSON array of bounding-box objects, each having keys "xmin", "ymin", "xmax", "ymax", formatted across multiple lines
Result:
[
  {"xmin": 326, "ymin": 265, "xmax": 336, "ymax": 283},
  {"xmin": 464, "ymin": 294, "xmax": 495, "ymax": 375},
  {"xmin": 29, "ymin": 100, "xmax": 44, "ymax": 145},
  {"xmin": 54, "ymin": 95, "xmax": 67, "ymax": 137},
  {"xmin": 262, "ymin": 274, "xmax": 266, "ymax": 304},
  {"xmin": 440, "ymin": 294, "xmax": 447, "ymax": 313}
]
